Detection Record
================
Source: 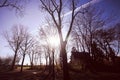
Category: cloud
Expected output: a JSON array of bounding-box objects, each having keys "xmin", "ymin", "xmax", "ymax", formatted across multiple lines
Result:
[{"xmin": 63, "ymin": 0, "xmax": 101, "ymax": 17}]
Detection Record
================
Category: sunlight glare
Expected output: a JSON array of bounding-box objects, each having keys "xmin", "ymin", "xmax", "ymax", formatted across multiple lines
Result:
[{"xmin": 48, "ymin": 35, "xmax": 60, "ymax": 48}]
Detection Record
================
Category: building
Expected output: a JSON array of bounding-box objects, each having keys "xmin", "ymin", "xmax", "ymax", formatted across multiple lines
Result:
[{"xmin": 70, "ymin": 47, "xmax": 91, "ymax": 70}]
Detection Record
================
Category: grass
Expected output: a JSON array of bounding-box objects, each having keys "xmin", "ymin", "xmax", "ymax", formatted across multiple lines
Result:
[{"xmin": 16, "ymin": 66, "xmax": 30, "ymax": 70}]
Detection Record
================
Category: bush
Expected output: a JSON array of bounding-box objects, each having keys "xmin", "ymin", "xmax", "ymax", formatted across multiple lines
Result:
[{"xmin": 0, "ymin": 56, "xmax": 13, "ymax": 72}]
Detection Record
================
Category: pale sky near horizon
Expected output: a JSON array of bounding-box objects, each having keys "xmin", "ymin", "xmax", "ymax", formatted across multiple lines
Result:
[{"xmin": 0, "ymin": 0, "xmax": 120, "ymax": 64}]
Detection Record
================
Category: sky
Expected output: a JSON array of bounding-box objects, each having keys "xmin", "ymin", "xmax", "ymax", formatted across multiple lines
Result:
[{"xmin": 0, "ymin": 0, "xmax": 120, "ymax": 64}]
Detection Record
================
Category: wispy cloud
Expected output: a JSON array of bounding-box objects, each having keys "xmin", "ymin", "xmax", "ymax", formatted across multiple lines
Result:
[
  {"xmin": 42, "ymin": 0, "xmax": 101, "ymax": 27},
  {"xmin": 63, "ymin": 0, "xmax": 101, "ymax": 17}
]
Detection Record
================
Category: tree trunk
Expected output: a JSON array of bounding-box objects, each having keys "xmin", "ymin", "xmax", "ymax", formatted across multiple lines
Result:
[
  {"xmin": 52, "ymin": 49, "xmax": 55, "ymax": 80},
  {"xmin": 31, "ymin": 53, "xmax": 34, "ymax": 69},
  {"xmin": 61, "ymin": 41, "xmax": 70, "ymax": 80},
  {"xmin": 11, "ymin": 50, "xmax": 17, "ymax": 70},
  {"xmin": 30, "ymin": 62, "xmax": 33, "ymax": 69},
  {"xmin": 20, "ymin": 53, "xmax": 26, "ymax": 72}
]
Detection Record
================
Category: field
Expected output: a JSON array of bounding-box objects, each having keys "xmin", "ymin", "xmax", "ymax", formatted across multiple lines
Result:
[{"xmin": 0, "ymin": 66, "xmax": 120, "ymax": 80}]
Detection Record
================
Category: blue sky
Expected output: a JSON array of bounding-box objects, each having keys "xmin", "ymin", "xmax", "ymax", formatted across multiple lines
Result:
[{"xmin": 0, "ymin": 0, "xmax": 120, "ymax": 64}]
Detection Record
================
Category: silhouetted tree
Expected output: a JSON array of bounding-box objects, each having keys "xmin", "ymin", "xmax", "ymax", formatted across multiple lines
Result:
[
  {"xmin": 94, "ymin": 28, "xmax": 116, "ymax": 61},
  {"xmin": 72, "ymin": 5, "xmax": 113, "ymax": 58},
  {"xmin": 27, "ymin": 45, "xmax": 34, "ymax": 69},
  {"xmin": 27, "ymin": 40, "xmax": 38, "ymax": 69},
  {"xmin": 39, "ymin": 0, "xmax": 83, "ymax": 79},
  {"xmin": 4, "ymin": 25, "xmax": 25, "ymax": 70},
  {"xmin": 114, "ymin": 23, "xmax": 120, "ymax": 55},
  {"xmin": 19, "ymin": 28, "xmax": 34, "ymax": 72}
]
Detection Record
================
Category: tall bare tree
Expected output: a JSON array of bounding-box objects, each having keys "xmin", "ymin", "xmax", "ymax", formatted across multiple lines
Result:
[
  {"xmin": 4, "ymin": 25, "xmax": 25, "ymax": 70},
  {"xmin": 73, "ymin": 6, "xmax": 106, "ymax": 55},
  {"xmin": 27, "ymin": 41, "xmax": 39, "ymax": 69},
  {"xmin": 72, "ymin": 5, "xmax": 117, "ymax": 64},
  {"xmin": 39, "ymin": 24, "xmax": 59, "ymax": 80},
  {"xmin": 19, "ymin": 29, "xmax": 34, "ymax": 72},
  {"xmin": 94, "ymin": 28, "xmax": 116, "ymax": 62},
  {"xmin": 39, "ymin": 0, "xmax": 82, "ymax": 79}
]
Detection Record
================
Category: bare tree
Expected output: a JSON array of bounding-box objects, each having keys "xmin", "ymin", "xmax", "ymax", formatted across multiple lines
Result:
[
  {"xmin": 73, "ymin": 6, "xmax": 106, "ymax": 56},
  {"xmin": 3, "ymin": 25, "xmax": 25, "ymax": 70},
  {"xmin": 114, "ymin": 23, "xmax": 120, "ymax": 55},
  {"xmin": 38, "ymin": 25, "xmax": 59, "ymax": 80},
  {"xmin": 94, "ymin": 28, "xmax": 116, "ymax": 62},
  {"xmin": 72, "ymin": 5, "xmax": 117, "ymax": 65},
  {"xmin": 0, "ymin": 0, "xmax": 28, "ymax": 15},
  {"xmin": 39, "ymin": 0, "xmax": 82, "ymax": 79},
  {"xmin": 19, "ymin": 28, "xmax": 34, "ymax": 72},
  {"xmin": 27, "ymin": 42, "xmax": 38, "ymax": 69}
]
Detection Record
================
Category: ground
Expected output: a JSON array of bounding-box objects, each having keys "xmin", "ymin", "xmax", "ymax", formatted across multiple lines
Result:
[{"xmin": 0, "ymin": 69, "xmax": 120, "ymax": 80}]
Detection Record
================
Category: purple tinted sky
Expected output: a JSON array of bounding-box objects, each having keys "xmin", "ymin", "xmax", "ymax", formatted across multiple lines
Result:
[
  {"xmin": 0, "ymin": 0, "xmax": 120, "ymax": 64},
  {"xmin": 0, "ymin": 0, "xmax": 91, "ymax": 57},
  {"xmin": 0, "ymin": 0, "xmax": 41, "ymax": 56}
]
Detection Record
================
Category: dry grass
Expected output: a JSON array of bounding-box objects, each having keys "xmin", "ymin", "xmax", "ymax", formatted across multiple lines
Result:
[
  {"xmin": 16, "ymin": 66, "xmax": 30, "ymax": 71},
  {"xmin": 0, "ymin": 67, "xmax": 120, "ymax": 80}
]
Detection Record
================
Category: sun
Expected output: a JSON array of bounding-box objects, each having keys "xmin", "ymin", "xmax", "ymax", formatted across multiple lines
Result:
[{"xmin": 48, "ymin": 35, "xmax": 60, "ymax": 48}]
